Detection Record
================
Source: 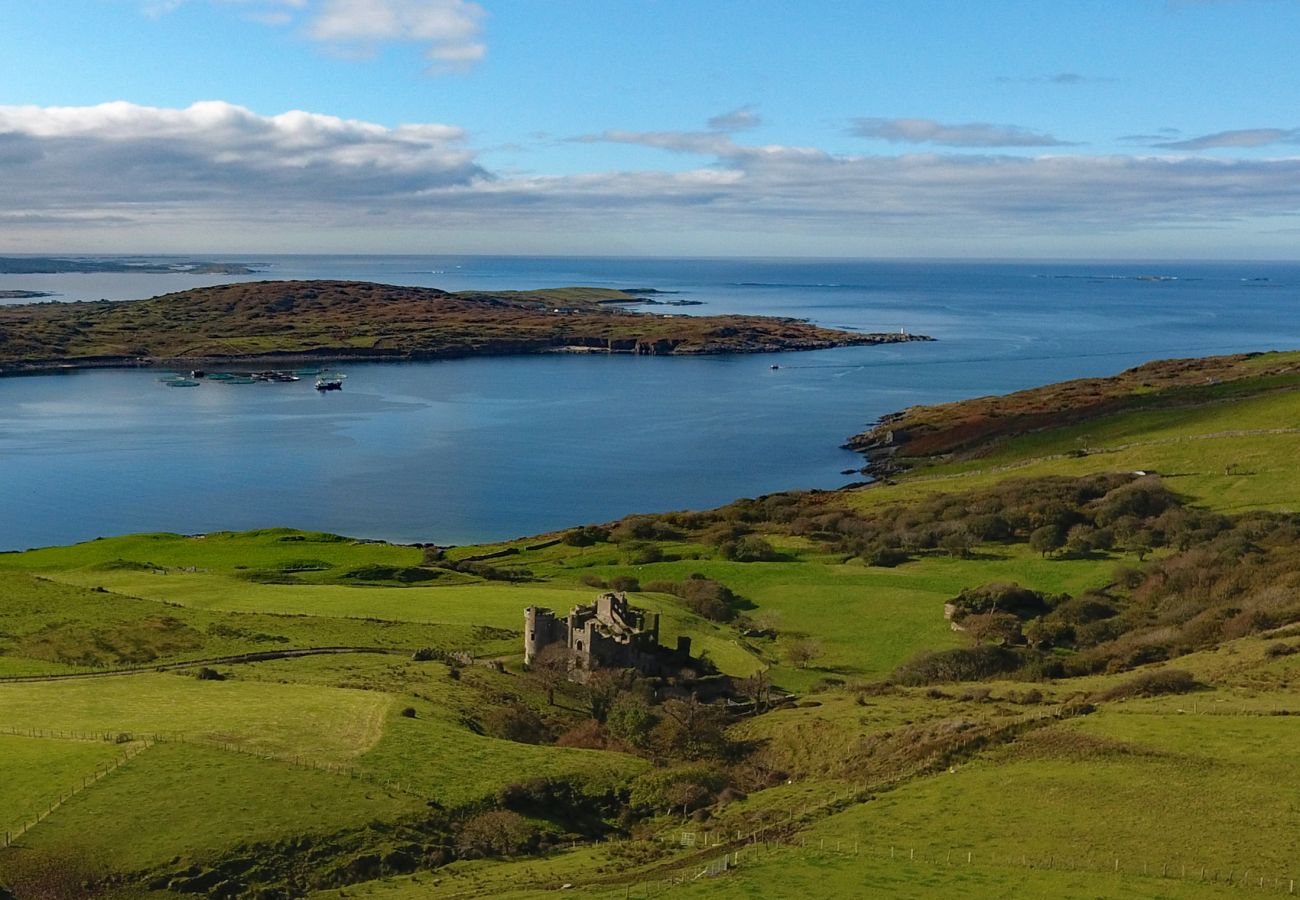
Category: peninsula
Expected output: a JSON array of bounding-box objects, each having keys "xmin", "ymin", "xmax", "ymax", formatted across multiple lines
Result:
[
  {"xmin": 0, "ymin": 279, "xmax": 931, "ymax": 373},
  {"xmin": 845, "ymin": 349, "xmax": 1300, "ymax": 477}
]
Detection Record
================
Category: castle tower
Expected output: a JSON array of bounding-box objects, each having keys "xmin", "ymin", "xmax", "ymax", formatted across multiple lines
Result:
[{"xmin": 524, "ymin": 606, "xmax": 560, "ymax": 665}]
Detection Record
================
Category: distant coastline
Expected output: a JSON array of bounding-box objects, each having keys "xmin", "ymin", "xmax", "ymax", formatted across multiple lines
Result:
[{"xmin": 0, "ymin": 256, "xmax": 261, "ymax": 276}]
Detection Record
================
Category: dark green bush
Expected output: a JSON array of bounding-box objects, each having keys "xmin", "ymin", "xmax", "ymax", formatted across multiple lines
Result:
[
  {"xmin": 1099, "ymin": 668, "xmax": 1200, "ymax": 700},
  {"xmin": 890, "ymin": 645, "xmax": 1022, "ymax": 685}
]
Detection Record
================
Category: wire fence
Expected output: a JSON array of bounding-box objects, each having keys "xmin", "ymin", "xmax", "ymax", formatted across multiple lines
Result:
[
  {"xmin": 5, "ymin": 722, "xmax": 1298, "ymax": 896},
  {"xmin": 2, "ymin": 739, "xmax": 153, "ymax": 848},
  {"xmin": 622, "ymin": 827, "xmax": 1300, "ymax": 896},
  {"xmin": 0, "ymin": 725, "xmax": 424, "ymax": 849}
]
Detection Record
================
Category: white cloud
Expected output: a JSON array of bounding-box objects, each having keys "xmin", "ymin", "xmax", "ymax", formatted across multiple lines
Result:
[
  {"xmin": 850, "ymin": 117, "xmax": 1078, "ymax": 148},
  {"xmin": 142, "ymin": 0, "xmax": 486, "ymax": 73},
  {"xmin": 308, "ymin": 0, "xmax": 485, "ymax": 71}
]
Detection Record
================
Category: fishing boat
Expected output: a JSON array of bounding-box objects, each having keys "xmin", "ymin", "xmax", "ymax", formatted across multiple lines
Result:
[{"xmin": 315, "ymin": 372, "xmax": 346, "ymax": 391}]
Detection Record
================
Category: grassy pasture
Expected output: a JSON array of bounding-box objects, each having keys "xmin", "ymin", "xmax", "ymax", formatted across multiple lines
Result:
[
  {"xmin": 0, "ymin": 674, "xmax": 392, "ymax": 764},
  {"xmin": 0, "ymin": 529, "xmax": 420, "ymax": 575},
  {"xmin": 357, "ymin": 699, "xmax": 648, "ymax": 808},
  {"xmin": 0, "ymin": 735, "xmax": 128, "ymax": 838},
  {"xmin": 13, "ymin": 742, "xmax": 423, "ymax": 874},
  {"xmin": 794, "ymin": 707, "xmax": 1300, "ymax": 880},
  {"xmin": 42, "ymin": 570, "xmax": 579, "ymax": 631},
  {"xmin": 576, "ymin": 547, "xmax": 1117, "ymax": 686}
]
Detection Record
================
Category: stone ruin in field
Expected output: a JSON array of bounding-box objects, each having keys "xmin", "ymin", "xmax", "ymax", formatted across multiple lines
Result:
[{"xmin": 524, "ymin": 592, "xmax": 691, "ymax": 681}]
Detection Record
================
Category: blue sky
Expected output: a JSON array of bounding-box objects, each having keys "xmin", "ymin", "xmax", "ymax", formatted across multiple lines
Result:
[{"xmin": 4, "ymin": 0, "xmax": 1300, "ymax": 257}]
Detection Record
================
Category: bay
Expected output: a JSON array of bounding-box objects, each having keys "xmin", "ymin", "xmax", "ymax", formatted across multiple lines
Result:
[{"xmin": 1, "ymin": 256, "xmax": 1297, "ymax": 551}]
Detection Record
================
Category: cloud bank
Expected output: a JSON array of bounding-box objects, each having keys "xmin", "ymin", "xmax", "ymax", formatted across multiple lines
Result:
[{"xmin": 5, "ymin": 101, "xmax": 1300, "ymax": 253}]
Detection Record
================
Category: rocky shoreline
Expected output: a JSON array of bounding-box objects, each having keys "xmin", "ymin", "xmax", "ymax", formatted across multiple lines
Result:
[{"xmin": 0, "ymin": 332, "xmax": 934, "ymax": 378}]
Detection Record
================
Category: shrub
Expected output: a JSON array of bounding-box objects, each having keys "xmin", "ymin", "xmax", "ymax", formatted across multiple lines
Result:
[
  {"xmin": 628, "ymin": 766, "xmax": 727, "ymax": 814},
  {"xmin": 948, "ymin": 582, "xmax": 1047, "ymax": 619},
  {"xmin": 862, "ymin": 544, "xmax": 909, "ymax": 567},
  {"xmin": 399, "ymin": 706, "xmax": 417, "ymax": 718},
  {"xmin": 785, "ymin": 638, "xmax": 821, "ymax": 669},
  {"xmin": 555, "ymin": 719, "xmax": 610, "ymax": 750},
  {"xmin": 1099, "ymin": 668, "xmax": 1200, "ymax": 701},
  {"xmin": 608, "ymin": 575, "xmax": 641, "ymax": 592},
  {"xmin": 622, "ymin": 542, "xmax": 663, "ymax": 565},
  {"xmin": 1265, "ymin": 642, "xmax": 1298, "ymax": 658},
  {"xmin": 340, "ymin": 564, "xmax": 441, "ymax": 584},
  {"xmin": 677, "ymin": 577, "xmax": 738, "ymax": 622},
  {"xmin": 605, "ymin": 694, "xmax": 656, "ymax": 748},
  {"xmin": 722, "ymin": 535, "xmax": 777, "ymax": 562},
  {"xmin": 891, "ymin": 645, "xmax": 1022, "ymax": 685},
  {"xmin": 564, "ymin": 525, "xmax": 610, "ymax": 547},
  {"xmin": 579, "ymin": 573, "xmax": 608, "ymax": 588},
  {"xmin": 480, "ymin": 705, "xmax": 547, "ymax": 744},
  {"xmin": 455, "ymin": 811, "xmax": 537, "ymax": 857},
  {"xmin": 193, "ymin": 666, "xmax": 225, "ymax": 681}
]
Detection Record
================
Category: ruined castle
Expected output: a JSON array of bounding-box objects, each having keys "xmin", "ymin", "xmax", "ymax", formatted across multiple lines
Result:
[{"xmin": 524, "ymin": 592, "xmax": 690, "ymax": 680}]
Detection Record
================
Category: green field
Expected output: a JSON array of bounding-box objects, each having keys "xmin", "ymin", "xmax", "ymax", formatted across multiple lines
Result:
[
  {"xmin": 5, "ymin": 353, "xmax": 1300, "ymax": 898},
  {"xmin": 17, "ymin": 742, "xmax": 425, "ymax": 873}
]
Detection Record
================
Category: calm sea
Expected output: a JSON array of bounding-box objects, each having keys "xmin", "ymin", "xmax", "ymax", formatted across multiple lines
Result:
[{"xmin": 1, "ymin": 256, "xmax": 1297, "ymax": 551}]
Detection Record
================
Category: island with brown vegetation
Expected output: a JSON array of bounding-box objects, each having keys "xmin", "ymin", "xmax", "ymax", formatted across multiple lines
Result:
[{"xmin": 0, "ymin": 279, "xmax": 931, "ymax": 374}]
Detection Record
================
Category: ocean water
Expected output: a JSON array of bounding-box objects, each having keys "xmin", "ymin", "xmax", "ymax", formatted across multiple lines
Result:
[{"xmin": 1, "ymin": 256, "xmax": 1297, "ymax": 550}]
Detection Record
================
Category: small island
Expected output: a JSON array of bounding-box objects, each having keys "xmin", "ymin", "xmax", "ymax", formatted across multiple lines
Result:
[
  {"xmin": 0, "ymin": 290, "xmax": 57, "ymax": 300},
  {"xmin": 0, "ymin": 279, "xmax": 932, "ymax": 374}
]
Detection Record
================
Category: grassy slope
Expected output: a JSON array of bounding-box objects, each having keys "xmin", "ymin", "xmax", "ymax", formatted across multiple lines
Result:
[
  {"xmin": 848, "ymin": 350, "xmax": 1300, "ymax": 516},
  {"xmin": 0, "ymin": 675, "xmax": 392, "ymax": 763},
  {"xmin": 4, "ymin": 352, "xmax": 1300, "ymax": 897},
  {"xmin": 17, "ymin": 743, "xmax": 425, "ymax": 873},
  {"xmin": 0, "ymin": 735, "xmax": 128, "ymax": 837}
]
